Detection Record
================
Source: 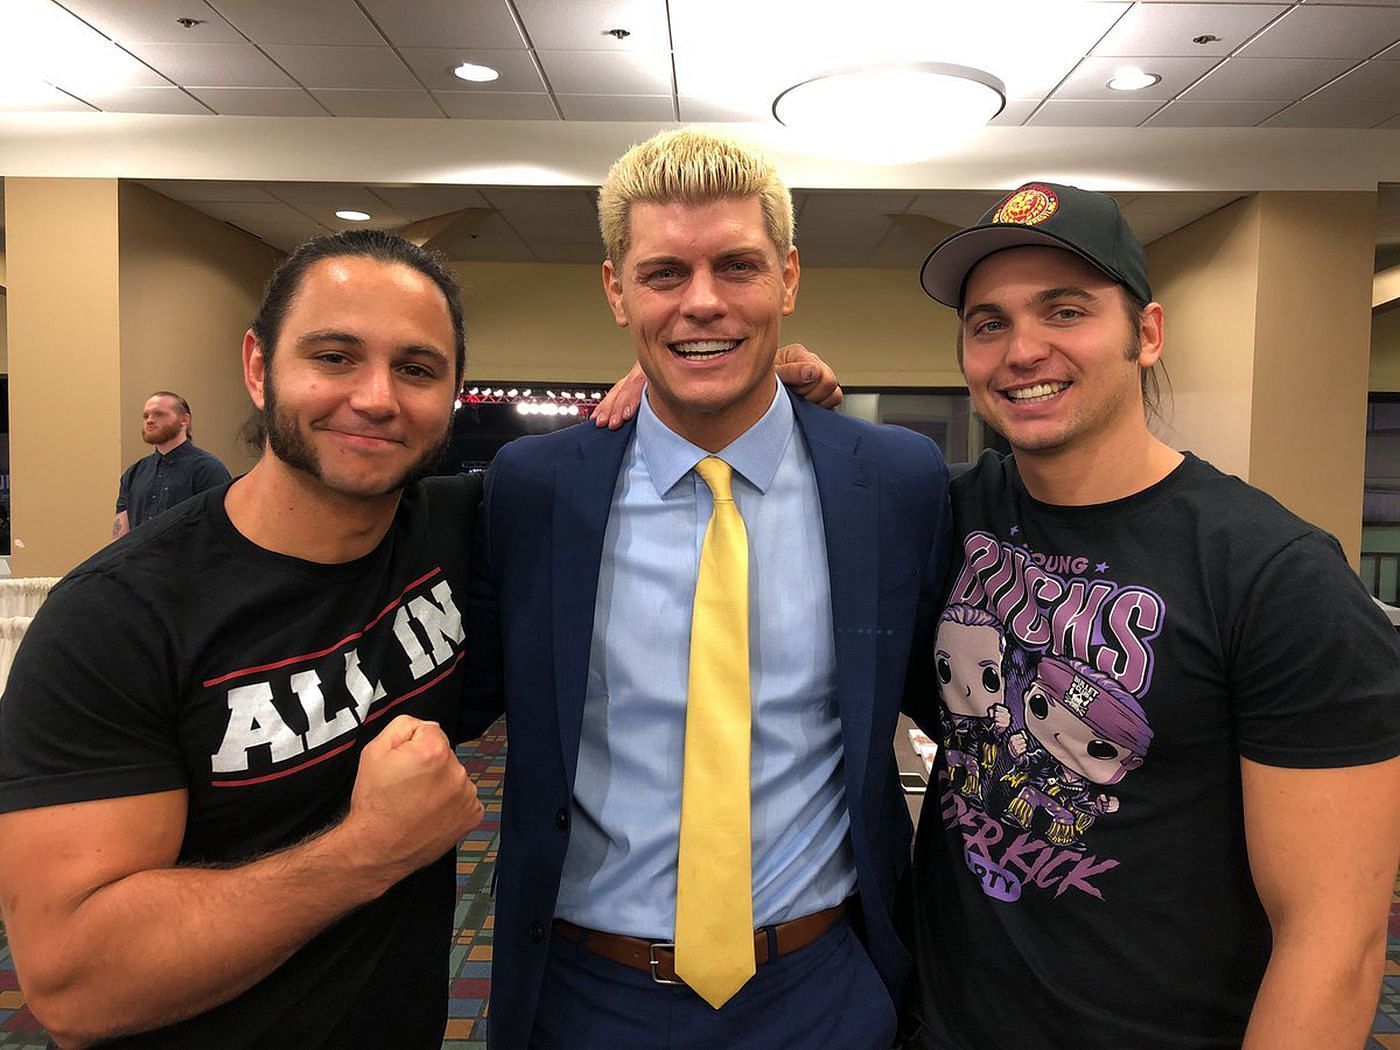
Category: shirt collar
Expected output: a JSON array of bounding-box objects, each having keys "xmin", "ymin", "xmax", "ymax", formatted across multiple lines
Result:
[
  {"xmin": 636, "ymin": 380, "xmax": 793, "ymax": 498},
  {"xmin": 158, "ymin": 438, "xmax": 193, "ymax": 461}
]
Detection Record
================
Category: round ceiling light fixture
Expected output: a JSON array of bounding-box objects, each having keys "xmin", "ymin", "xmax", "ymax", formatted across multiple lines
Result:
[
  {"xmin": 773, "ymin": 62, "xmax": 1005, "ymax": 162},
  {"xmin": 1107, "ymin": 67, "xmax": 1162, "ymax": 91},
  {"xmin": 453, "ymin": 61, "xmax": 500, "ymax": 83},
  {"xmin": 335, "ymin": 209, "xmax": 371, "ymax": 221}
]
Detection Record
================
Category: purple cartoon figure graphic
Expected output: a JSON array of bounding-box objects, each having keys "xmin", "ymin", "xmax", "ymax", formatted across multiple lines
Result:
[
  {"xmin": 935, "ymin": 605, "xmax": 1013, "ymax": 802},
  {"xmin": 1000, "ymin": 654, "xmax": 1153, "ymax": 848}
]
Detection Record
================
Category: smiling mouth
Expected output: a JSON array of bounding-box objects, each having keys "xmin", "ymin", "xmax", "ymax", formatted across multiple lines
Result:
[
  {"xmin": 1005, "ymin": 381, "xmax": 1070, "ymax": 403},
  {"xmin": 669, "ymin": 339, "xmax": 741, "ymax": 361}
]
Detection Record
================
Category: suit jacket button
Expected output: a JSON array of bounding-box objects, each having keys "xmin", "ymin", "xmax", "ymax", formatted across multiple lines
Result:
[
  {"xmin": 529, "ymin": 922, "xmax": 545, "ymax": 943},
  {"xmin": 555, "ymin": 808, "xmax": 569, "ymax": 830}
]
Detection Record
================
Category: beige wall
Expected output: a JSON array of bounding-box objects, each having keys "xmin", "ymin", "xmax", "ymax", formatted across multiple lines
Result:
[
  {"xmin": 1148, "ymin": 192, "xmax": 1376, "ymax": 563},
  {"xmin": 5, "ymin": 178, "xmax": 124, "ymax": 576},
  {"xmin": 117, "ymin": 183, "xmax": 282, "ymax": 474},
  {"xmin": 4, "ymin": 181, "xmax": 281, "ymax": 575},
  {"xmin": 452, "ymin": 261, "xmax": 962, "ymax": 388},
  {"xmin": 1147, "ymin": 197, "xmax": 1261, "ymax": 479},
  {"xmin": 1248, "ymin": 192, "xmax": 1375, "ymax": 563}
]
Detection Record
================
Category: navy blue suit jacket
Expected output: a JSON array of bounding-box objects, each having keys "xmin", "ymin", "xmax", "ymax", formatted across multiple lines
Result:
[{"xmin": 462, "ymin": 392, "xmax": 951, "ymax": 1049}]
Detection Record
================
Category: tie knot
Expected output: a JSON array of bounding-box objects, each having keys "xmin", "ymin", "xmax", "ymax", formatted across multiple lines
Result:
[{"xmin": 694, "ymin": 456, "xmax": 735, "ymax": 502}]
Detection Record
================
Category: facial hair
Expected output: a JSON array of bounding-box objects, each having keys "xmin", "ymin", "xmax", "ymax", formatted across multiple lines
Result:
[{"xmin": 260, "ymin": 363, "xmax": 451, "ymax": 497}]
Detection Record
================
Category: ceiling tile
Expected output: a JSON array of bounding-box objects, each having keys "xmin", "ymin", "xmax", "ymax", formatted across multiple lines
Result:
[
  {"xmin": 227, "ymin": 219, "xmax": 331, "ymax": 251},
  {"xmin": 1092, "ymin": 3, "xmax": 1288, "ymax": 57},
  {"xmin": 1122, "ymin": 190, "xmax": 1245, "ymax": 215},
  {"xmin": 1263, "ymin": 99, "xmax": 1400, "ymax": 125},
  {"xmin": 478, "ymin": 188, "xmax": 597, "ymax": 212},
  {"xmin": 1053, "ymin": 55, "xmax": 1221, "ymax": 99},
  {"xmin": 437, "ymin": 212, "xmax": 534, "ymax": 260},
  {"xmin": 1027, "ymin": 99, "xmax": 1166, "ymax": 125},
  {"xmin": 1299, "ymin": 0, "xmax": 1400, "ymax": 5},
  {"xmin": 530, "ymin": 243, "xmax": 607, "ymax": 264},
  {"xmin": 368, "ymin": 185, "xmax": 494, "ymax": 221},
  {"xmin": 199, "ymin": 200, "xmax": 316, "ymax": 225},
  {"xmin": 536, "ymin": 49, "xmax": 672, "ymax": 95},
  {"xmin": 1310, "ymin": 59, "xmax": 1400, "ymax": 102},
  {"xmin": 137, "ymin": 180, "xmax": 280, "ymax": 203},
  {"xmin": 309, "ymin": 89, "xmax": 443, "ymax": 117},
  {"xmin": 864, "ymin": 224, "xmax": 937, "ymax": 270},
  {"xmin": 121, "ymin": 42, "xmax": 298, "ymax": 87},
  {"xmin": 262, "ymin": 45, "xmax": 418, "ymax": 90},
  {"xmin": 1381, "ymin": 112, "xmax": 1400, "ymax": 127},
  {"xmin": 1180, "ymin": 56, "xmax": 1355, "ymax": 99},
  {"xmin": 211, "ymin": 0, "xmax": 383, "ymax": 46},
  {"xmin": 906, "ymin": 191, "xmax": 1005, "ymax": 227},
  {"xmin": 556, "ymin": 93, "xmax": 674, "ymax": 119},
  {"xmin": 1240, "ymin": 4, "xmax": 1400, "ymax": 57},
  {"xmin": 513, "ymin": 0, "xmax": 671, "ymax": 50},
  {"xmin": 37, "ymin": 41, "xmax": 172, "ymax": 95},
  {"xmin": 435, "ymin": 91, "xmax": 559, "ymax": 119},
  {"xmin": 799, "ymin": 191, "xmax": 918, "ymax": 219},
  {"xmin": 357, "ymin": 0, "xmax": 525, "ymax": 49},
  {"xmin": 0, "ymin": 84, "xmax": 95, "ymax": 112},
  {"xmin": 55, "ymin": 0, "xmax": 246, "ymax": 44},
  {"xmin": 400, "ymin": 48, "xmax": 547, "ymax": 92},
  {"xmin": 1127, "ymin": 213, "xmax": 1205, "ymax": 243},
  {"xmin": 188, "ymin": 87, "xmax": 326, "ymax": 115},
  {"xmin": 77, "ymin": 85, "xmax": 211, "ymax": 114},
  {"xmin": 1142, "ymin": 98, "xmax": 1287, "ymax": 123},
  {"xmin": 676, "ymin": 96, "xmax": 772, "ymax": 121},
  {"xmin": 989, "ymin": 99, "xmax": 1041, "ymax": 126}
]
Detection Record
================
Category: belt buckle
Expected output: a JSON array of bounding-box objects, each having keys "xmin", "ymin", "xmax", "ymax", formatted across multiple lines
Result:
[{"xmin": 647, "ymin": 940, "xmax": 685, "ymax": 985}]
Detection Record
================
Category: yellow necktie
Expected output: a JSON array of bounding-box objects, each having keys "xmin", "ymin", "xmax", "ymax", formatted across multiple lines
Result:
[{"xmin": 674, "ymin": 456, "xmax": 755, "ymax": 1009}]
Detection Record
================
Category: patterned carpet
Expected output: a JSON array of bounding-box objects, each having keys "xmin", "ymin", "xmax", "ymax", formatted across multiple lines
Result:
[{"xmin": 0, "ymin": 723, "xmax": 1396, "ymax": 1048}]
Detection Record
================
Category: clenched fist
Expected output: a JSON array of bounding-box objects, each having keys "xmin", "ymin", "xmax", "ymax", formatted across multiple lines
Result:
[{"xmin": 340, "ymin": 715, "xmax": 485, "ymax": 885}]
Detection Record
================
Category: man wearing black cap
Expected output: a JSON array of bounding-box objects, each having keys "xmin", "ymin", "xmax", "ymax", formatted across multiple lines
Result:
[{"xmin": 905, "ymin": 183, "xmax": 1400, "ymax": 1049}]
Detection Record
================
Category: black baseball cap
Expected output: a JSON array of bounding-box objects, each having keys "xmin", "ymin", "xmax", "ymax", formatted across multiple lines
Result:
[{"xmin": 919, "ymin": 182, "xmax": 1152, "ymax": 309}]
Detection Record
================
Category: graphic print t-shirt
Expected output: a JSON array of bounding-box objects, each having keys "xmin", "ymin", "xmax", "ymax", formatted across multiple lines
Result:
[
  {"xmin": 908, "ymin": 452, "xmax": 1400, "ymax": 1050},
  {"xmin": 0, "ymin": 474, "xmax": 481, "ymax": 1049}
]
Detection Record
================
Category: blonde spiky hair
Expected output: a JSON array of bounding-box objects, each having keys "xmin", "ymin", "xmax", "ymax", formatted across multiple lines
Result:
[{"xmin": 597, "ymin": 128, "xmax": 795, "ymax": 263}]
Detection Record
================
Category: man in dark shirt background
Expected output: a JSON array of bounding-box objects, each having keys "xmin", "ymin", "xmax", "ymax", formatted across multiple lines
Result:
[{"xmin": 113, "ymin": 390, "xmax": 231, "ymax": 539}]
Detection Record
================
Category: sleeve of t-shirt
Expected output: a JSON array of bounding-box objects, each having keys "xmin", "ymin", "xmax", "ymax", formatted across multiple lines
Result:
[
  {"xmin": 0, "ymin": 570, "xmax": 188, "ymax": 814},
  {"xmin": 115, "ymin": 462, "xmax": 135, "ymax": 513},
  {"xmin": 1228, "ymin": 530, "xmax": 1400, "ymax": 769}
]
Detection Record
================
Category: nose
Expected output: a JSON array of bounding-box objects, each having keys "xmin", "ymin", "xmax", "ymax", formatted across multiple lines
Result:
[
  {"xmin": 1004, "ymin": 326, "xmax": 1051, "ymax": 370},
  {"xmin": 679, "ymin": 266, "xmax": 725, "ymax": 323},
  {"xmin": 350, "ymin": 363, "xmax": 399, "ymax": 418}
]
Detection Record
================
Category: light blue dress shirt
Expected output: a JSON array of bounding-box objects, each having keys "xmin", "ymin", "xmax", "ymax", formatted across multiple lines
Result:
[{"xmin": 554, "ymin": 382, "xmax": 857, "ymax": 938}]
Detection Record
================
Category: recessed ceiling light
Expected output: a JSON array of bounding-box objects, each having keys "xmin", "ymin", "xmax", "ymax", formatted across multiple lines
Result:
[
  {"xmin": 773, "ymin": 63, "xmax": 1005, "ymax": 163},
  {"xmin": 453, "ymin": 62, "xmax": 500, "ymax": 83},
  {"xmin": 1107, "ymin": 67, "xmax": 1162, "ymax": 92},
  {"xmin": 336, "ymin": 210, "xmax": 371, "ymax": 221}
]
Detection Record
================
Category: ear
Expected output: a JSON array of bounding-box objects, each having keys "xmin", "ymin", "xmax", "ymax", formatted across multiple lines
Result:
[
  {"xmin": 243, "ymin": 329, "xmax": 268, "ymax": 410},
  {"xmin": 781, "ymin": 246, "xmax": 800, "ymax": 317},
  {"xmin": 601, "ymin": 259, "xmax": 629, "ymax": 328},
  {"xmin": 1135, "ymin": 302, "xmax": 1165, "ymax": 368}
]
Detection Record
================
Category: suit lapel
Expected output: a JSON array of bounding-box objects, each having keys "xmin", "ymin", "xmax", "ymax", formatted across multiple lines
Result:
[
  {"xmin": 793, "ymin": 396, "xmax": 880, "ymax": 809},
  {"xmin": 552, "ymin": 423, "xmax": 633, "ymax": 787}
]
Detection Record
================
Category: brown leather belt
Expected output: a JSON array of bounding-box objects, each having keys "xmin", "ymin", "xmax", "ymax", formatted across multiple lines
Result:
[{"xmin": 552, "ymin": 901, "xmax": 847, "ymax": 986}]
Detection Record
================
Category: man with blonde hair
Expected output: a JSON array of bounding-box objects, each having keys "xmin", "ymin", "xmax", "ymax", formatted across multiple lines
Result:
[{"xmin": 462, "ymin": 128, "xmax": 951, "ymax": 1048}]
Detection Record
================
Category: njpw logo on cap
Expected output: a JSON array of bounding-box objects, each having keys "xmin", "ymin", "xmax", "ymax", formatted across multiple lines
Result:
[{"xmin": 993, "ymin": 184, "xmax": 1059, "ymax": 227}]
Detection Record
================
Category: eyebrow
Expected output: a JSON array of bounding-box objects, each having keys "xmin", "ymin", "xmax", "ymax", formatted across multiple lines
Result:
[
  {"xmin": 632, "ymin": 246, "xmax": 772, "ymax": 270},
  {"xmin": 962, "ymin": 286, "xmax": 1098, "ymax": 321},
  {"xmin": 296, "ymin": 329, "xmax": 451, "ymax": 366}
]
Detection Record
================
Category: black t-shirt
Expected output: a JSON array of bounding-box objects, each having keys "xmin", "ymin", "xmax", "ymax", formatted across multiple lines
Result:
[
  {"xmin": 0, "ymin": 474, "xmax": 481, "ymax": 1048},
  {"xmin": 908, "ymin": 451, "xmax": 1400, "ymax": 1050}
]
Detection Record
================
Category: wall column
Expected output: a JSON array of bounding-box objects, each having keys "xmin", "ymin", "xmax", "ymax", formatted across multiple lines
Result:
[
  {"xmin": 1148, "ymin": 191, "xmax": 1376, "ymax": 565},
  {"xmin": 5, "ymin": 179, "xmax": 123, "ymax": 576}
]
